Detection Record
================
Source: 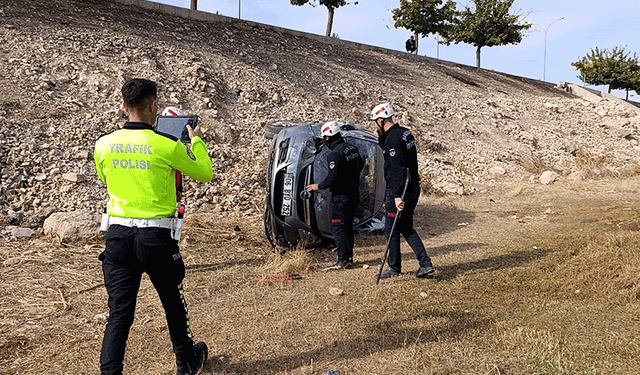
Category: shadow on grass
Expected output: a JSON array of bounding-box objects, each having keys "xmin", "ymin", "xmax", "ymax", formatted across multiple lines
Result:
[
  {"xmin": 435, "ymin": 250, "xmax": 546, "ymax": 282},
  {"xmin": 206, "ymin": 309, "xmax": 492, "ymax": 374},
  {"xmin": 415, "ymin": 204, "xmax": 476, "ymax": 237},
  {"xmin": 354, "ymin": 203, "xmax": 476, "ymax": 254}
]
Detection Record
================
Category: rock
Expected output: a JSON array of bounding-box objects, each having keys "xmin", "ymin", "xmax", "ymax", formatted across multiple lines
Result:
[
  {"xmin": 94, "ymin": 312, "xmax": 109, "ymax": 321},
  {"xmin": 430, "ymin": 176, "xmax": 464, "ymax": 195},
  {"xmin": 75, "ymin": 150, "xmax": 90, "ymax": 160},
  {"xmin": 218, "ymin": 126, "xmax": 234, "ymax": 143},
  {"xmin": 43, "ymin": 210, "xmax": 101, "ymax": 242},
  {"xmin": 567, "ymin": 171, "xmax": 585, "ymax": 181},
  {"xmin": 614, "ymin": 128, "xmax": 634, "ymax": 139},
  {"xmin": 62, "ymin": 173, "xmax": 87, "ymax": 183},
  {"xmin": 489, "ymin": 166, "xmax": 506, "ymax": 177},
  {"xmin": 328, "ymin": 287, "xmax": 344, "ymax": 296},
  {"xmin": 12, "ymin": 227, "xmax": 35, "ymax": 238},
  {"xmin": 540, "ymin": 171, "xmax": 558, "ymax": 185}
]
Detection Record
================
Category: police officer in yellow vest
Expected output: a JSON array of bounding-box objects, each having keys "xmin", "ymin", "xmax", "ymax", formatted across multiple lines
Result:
[{"xmin": 94, "ymin": 79, "xmax": 213, "ymax": 375}]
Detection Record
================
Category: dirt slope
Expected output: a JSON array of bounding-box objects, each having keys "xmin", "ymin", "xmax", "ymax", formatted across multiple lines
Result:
[{"xmin": 1, "ymin": 0, "xmax": 640, "ymax": 223}]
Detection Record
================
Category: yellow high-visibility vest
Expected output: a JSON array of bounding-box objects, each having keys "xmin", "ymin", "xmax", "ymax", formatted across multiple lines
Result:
[{"xmin": 94, "ymin": 122, "xmax": 213, "ymax": 219}]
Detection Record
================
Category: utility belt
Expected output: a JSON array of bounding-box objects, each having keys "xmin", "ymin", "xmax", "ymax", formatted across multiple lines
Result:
[{"xmin": 100, "ymin": 205, "xmax": 186, "ymax": 241}]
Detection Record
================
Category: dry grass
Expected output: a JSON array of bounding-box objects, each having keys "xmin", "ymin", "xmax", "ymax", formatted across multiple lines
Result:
[
  {"xmin": 3, "ymin": 177, "xmax": 640, "ymax": 374},
  {"xmin": 522, "ymin": 153, "xmax": 550, "ymax": 175}
]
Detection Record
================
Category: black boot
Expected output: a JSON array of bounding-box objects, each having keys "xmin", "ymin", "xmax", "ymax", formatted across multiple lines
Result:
[{"xmin": 176, "ymin": 341, "xmax": 208, "ymax": 375}]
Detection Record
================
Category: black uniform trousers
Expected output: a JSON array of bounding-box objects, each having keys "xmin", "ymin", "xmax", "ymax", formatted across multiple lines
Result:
[
  {"xmin": 384, "ymin": 185, "xmax": 433, "ymax": 273},
  {"xmin": 331, "ymin": 193, "xmax": 360, "ymax": 264},
  {"xmin": 99, "ymin": 225, "xmax": 194, "ymax": 375}
]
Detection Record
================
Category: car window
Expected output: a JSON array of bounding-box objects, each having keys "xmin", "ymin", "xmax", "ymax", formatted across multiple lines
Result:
[{"xmin": 350, "ymin": 138, "xmax": 379, "ymax": 222}]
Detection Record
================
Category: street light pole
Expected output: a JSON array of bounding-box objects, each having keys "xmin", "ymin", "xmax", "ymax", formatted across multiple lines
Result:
[{"xmin": 533, "ymin": 17, "xmax": 564, "ymax": 81}]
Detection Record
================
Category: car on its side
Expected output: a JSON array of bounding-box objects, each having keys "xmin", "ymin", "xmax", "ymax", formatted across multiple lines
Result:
[{"xmin": 264, "ymin": 121, "xmax": 386, "ymax": 249}]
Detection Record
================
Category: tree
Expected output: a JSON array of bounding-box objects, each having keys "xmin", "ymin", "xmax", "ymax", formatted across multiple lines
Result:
[
  {"xmin": 290, "ymin": 0, "xmax": 358, "ymax": 37},
  {"xmin": 392, "ymin": 0, "xmax": 457, "ymax": 56},
  {"xmin": 447, "ymin": 0, "xmax": 530, "ymax": 68},
  {"xmin": 191, "ymin": 0, "xmax": 197, "ymax": 10},
  {"xmin": 572, "ymin": 46, "xmax": 640, "ymax": 98}
]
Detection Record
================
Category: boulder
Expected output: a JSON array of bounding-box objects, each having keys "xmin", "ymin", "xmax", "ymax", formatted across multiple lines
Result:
[
  {"xmin": 540, "ymin": 171, "xmax": 558, "ymax": 185},
  {"xmin": 12, "ymin": 227, "xmax": 35, "ymax": 238},
  {"xmin": 43, "ymin": 210, "xmax": 101, "ymax": 242},
  {"xmin": 431, "ymin": 176, "xmax": 465, "ymax": 195},
  {"xmin": 489, "ymin": 166, "xmax": 506, "ymax": 177}
]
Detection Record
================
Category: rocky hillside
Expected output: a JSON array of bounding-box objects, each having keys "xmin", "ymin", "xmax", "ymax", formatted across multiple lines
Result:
[{"xmin": 1, "ymin": 0, "xmax": 639, "ymax": 233}]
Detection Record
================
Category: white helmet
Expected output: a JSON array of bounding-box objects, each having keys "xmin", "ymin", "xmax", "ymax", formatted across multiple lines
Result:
[
  {"xmin": 162, "ymin": 106, "xmax": 184, "ymax": 116},
  {"xmin": 370, "ymin": 103, "xmax": 395, "ymax": 120},
  {"xmin": 321, "ymin": 121, "xmax": 341, "ymax": 137}
]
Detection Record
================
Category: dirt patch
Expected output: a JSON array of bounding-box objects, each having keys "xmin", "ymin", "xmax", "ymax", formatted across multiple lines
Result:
[{"xmin": 3, "ymin": 177, "xmax": 640, "ymax": 374}]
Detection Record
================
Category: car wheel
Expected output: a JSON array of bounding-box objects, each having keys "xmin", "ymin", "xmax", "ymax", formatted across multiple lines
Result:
[{"xmin": 263, "ymin": 198, "xmax": 277, "ymax": 249}]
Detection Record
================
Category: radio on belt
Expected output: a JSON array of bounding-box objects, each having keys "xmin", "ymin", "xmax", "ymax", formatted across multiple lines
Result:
[
  {"xmin": 172, "ymin": 204, "xmax": 186, "ymax": 241},
  {"xmin": 100, "ymin": 208, "xmax": 110, "ymax": 232}
]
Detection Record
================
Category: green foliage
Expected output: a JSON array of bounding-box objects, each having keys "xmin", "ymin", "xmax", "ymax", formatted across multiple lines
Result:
[
  {"xmin": 290, "ymin": 0, "xmax": 356, "ymax": 37},
  {"xmin": 391, "ymin": 0, "xmax": 458, "ymax": 41},
  {"xmin": 447, "ymin": 0, "xmax": 530, "ymax": 68},
  {"xmin": 290, "ymin": 0, "xmax": 348, "ymax": 8},
  {"xmin": 571, "ymin": 46, "xmax": 640, "ymax": 93}
]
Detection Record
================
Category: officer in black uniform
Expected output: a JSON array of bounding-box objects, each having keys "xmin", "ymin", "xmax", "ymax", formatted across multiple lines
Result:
[
  {"xmin": 307, "ymin": 121, "xmax": 364, "ymax": 270},
  {"xmin": 370, "ymin": 103, "xmax": 436, "ymax": 280}
]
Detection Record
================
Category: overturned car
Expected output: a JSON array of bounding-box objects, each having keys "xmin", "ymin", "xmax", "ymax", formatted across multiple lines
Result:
[{"xmin": 264, "ymin": 121, "xmax": 386, "ymax": 249}]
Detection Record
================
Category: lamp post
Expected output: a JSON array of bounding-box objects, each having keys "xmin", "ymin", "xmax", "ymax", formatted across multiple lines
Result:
[{"xmin": 533, "ymin": 17, "xmax": 564, "ymax": 81}]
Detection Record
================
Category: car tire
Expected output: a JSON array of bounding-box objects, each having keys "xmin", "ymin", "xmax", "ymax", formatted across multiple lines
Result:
[{"xmin": 263, "ymin": 198, "xmax": 277, "ymax": 248}]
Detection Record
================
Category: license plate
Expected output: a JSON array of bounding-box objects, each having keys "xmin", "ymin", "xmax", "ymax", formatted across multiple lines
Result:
[{"xmin": 281, "ymin": 173, "xmax": 293, "ymax": 216}]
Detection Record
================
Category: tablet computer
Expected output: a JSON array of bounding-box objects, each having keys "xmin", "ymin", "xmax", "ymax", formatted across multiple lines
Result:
[{"xmin": 155, "ymin": 116, "xmax": 198, "ymax": 143}]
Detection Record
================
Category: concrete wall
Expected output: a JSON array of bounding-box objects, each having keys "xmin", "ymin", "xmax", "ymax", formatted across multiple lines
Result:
[
  {"xmin": 567, "ymin": 84, "xmax": 603, "ymax": 104},
  {"xmin": 603, "ymin": 93, "xmax": 640, "ymax": 114},
  {"xmin": 566, "ymin": 84, "xmax": 640, "ymax": 115}
]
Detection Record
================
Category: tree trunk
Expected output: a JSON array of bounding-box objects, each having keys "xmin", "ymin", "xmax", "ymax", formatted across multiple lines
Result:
[
  {"xmin": 476, "ymin": 46, "xmax": 481, "ymax": 69},
  {"xmin": 626, "ymin": 89, "xmax": 629, "ymax": 100},
  {"xmin": 326, "ymin": 7, "xmax": 334, "ymax": 37},
  {"xmin": 191, "ymin": 0, "xmax": 197, "ymax": 10},
  {"xmin": 414, "ymin": 31, "xmax": 419, "ymax": 55}
]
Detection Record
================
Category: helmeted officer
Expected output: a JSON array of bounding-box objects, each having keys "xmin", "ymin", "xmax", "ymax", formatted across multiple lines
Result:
[
  {"xmin": 370, "ymin": 103, "xmax": 436, "ymax": 280},
  {"xmin": 307, "ymin": 121, "xmax": 364, "ymax": 270},
  {"xmin": 94, "ymin": 79, "xmax": 213, "ymax": 375}
]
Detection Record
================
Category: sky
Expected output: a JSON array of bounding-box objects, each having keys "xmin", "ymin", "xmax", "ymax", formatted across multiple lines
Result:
[{"xmin": 151, "ymin": 0, "xmax": 640, "ymax": 101}]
